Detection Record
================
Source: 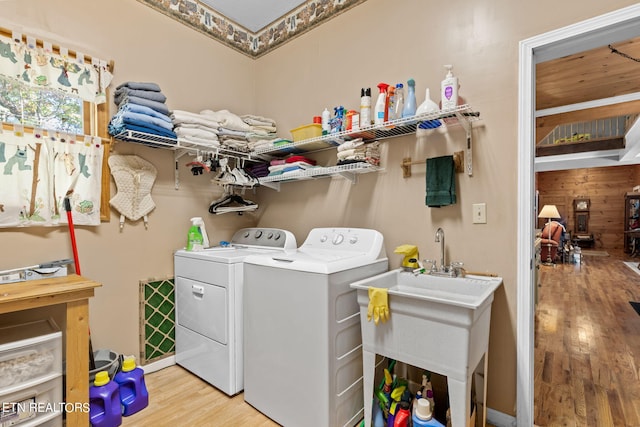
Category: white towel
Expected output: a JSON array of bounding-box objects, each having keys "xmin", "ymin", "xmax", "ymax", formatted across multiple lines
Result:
[{"xmin": 201, "ymin": 109, "xmax": 251, "ymax": 132}]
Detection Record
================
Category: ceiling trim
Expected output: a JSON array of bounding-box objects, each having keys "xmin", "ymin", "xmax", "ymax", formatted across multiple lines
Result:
[{"xmin": 137, "ymin": 0, "xmax": 368, "ymax": 59}]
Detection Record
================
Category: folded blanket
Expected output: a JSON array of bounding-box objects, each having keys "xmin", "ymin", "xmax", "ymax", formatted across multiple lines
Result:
[
  {"xmin": 114, "ymin": 87, "xmax": 167, "ymax": 104},
  {"xmin": 171, "ymin": 110, "xmax": 221, "ymax": 130},
  {"xmin": 174, "ymin": 126, "xmax": 219, "ymax": 140},
  {"xmin": 241, "ymin": 114, "xmax": 276, "ymax": 127},
  {"xmin": 111, "ymin": 110, "xmax": 174, "ymax": 132},
  {"xmin": 425, "ymin": 155, "xmax": 456, "ymax": 207},
  {"xmin": 177, "ymin": 135, "xmax": 220, "ymax": 147},
  {"xmin": 117, "ymin": 95, "xmax": 170, "ymax": 115},
  {"xmin": 338, "ymin": 139, "xmax": 364, "ymax": 152},
  {"xmin": 119, "ymin": 102, "xmax": 172, "ymax": 123},
  {"xmin": 285, "ymin": 155, "xmax": 316, "ymax": 165},
  {"xmin": 116, "ymin": 81, "xmax": 162, "ymax": 92},
  {"xmin": 201, "ymin": 109, "xmax": 251, "ymax": 132},
  {"xmin": 109, "ymin": 115, "xmax": 177, "ymax": 139},
  {"xmin": 218, "ymin": 128, "xmax": 248, "ymax": 139}
]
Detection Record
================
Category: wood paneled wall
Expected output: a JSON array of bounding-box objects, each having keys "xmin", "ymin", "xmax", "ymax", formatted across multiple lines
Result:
[{"xmin": 536, "ymin": 165, "xmax": 640, "ymax": 250}]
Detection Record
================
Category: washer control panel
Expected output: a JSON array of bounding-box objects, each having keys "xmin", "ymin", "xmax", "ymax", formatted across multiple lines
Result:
[
  {"xmin": 231, "ymin": 228, "xmax": 297, "ymax": 249},
  {"xmin": 302, "ymin": 228, "xmax": 384, "ymax": 255}
]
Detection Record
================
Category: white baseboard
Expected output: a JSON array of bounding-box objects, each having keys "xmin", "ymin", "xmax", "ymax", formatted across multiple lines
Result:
[
  {"xmin": 140, "ymin": 355, "xmax": 175, "ymax": 374},
  {"xmin": 487, "ymin": 408, "xmax": 517, "ymax": 427}
]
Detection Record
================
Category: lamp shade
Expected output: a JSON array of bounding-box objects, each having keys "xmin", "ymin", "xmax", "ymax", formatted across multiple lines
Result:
[{"xmin": 538, "ymin": 204, "xmax": 561, "ymax": 219}]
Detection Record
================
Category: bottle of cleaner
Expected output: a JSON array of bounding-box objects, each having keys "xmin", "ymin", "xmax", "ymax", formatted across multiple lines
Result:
[
  {"xmin": 114, "ymin": 357, "xmax": 149, "ymax": 416},
  {"xmin": 412, "ymin": 398, "xmax": 444, "ymax": 427},
  {"xmin": 402, "ymin": 78, "xmax": 417, "ymax": 118},
  {"xmin": 186, "ymin": 217, "xmax": 209, "ymax": 251},
  {"xmin": 360, "ymin": 88, "xmax": 372, "ymax": 127},
  {"xmin": 421, "ymin": 372, "xmax": 436, "ymax": 413},
  {"xmin": 374, "ymin": 83, "xmax": 389, "ymax": 126},
  {"xmin": 89, "ymin": 371, "xmax": 122, "ymax": 427},
  {"xmin": 393, "ymin": 83, "xmax": 405, "ymax": 120},
  {"xmin": 321, "ymin": 107, "xmax": 331, "ymax": 135},
  {"xmin": 387, "ymin": 85, "xmax": 396, "ymax": 121},
  {"xmin": 440, "ymin": 65, "xmax": 458, "ymax": 111}
]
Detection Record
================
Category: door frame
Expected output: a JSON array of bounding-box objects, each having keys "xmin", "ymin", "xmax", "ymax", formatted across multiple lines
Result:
[{"xmin": 517, "ymin": 4, "xmax": 640, "ymax": 426}]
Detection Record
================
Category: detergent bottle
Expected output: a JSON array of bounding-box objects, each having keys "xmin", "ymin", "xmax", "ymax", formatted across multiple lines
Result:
[
  {"xmin": 440, "ymin": 65, "xmax": 458, "ymax": 111},
  {"xmin": 186, "ymin": 217, "xmax": 209, "ymax": 251},
  {"xmin": 89, "ymin": 371, "xmax": 122, "ymax": 427},
  {"xmin": 412, "ymin": 398, "xmax": 444, "ymax": 427},
  {"xmin": 114, "ymin": 357, "xmax": 149, "ymax": 416}
]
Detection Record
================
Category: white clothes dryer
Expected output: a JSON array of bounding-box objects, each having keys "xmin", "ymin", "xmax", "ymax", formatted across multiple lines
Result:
[
  {"xmin": 174, "ymin": 227, "xmax": 296, "ymax": 396},
  {"xmin": 243, "ymin": 227, "xmax": 388, "ymax": 427}
]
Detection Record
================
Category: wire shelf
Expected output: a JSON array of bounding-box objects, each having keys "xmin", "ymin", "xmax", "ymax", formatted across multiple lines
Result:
[
  {"xmin": 258, "ymin": 162, "xmax": 380, "ymax": 184},
  {"xmin": 253, "ymin": 104, "xmax": 480, "ymax": 156}
]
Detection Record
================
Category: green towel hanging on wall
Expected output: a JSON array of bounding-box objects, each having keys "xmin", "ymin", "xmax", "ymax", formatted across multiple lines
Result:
[{"xmin": 425, "ymin": 155, "xmax": 457, "ymax": 207}]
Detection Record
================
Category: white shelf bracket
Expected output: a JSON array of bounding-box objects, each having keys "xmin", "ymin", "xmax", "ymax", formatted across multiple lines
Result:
[
  {"xmin": 174, "ymin": 149, "xmax": 190, "ymax": 190},
  {"xmin": 337, "ymin": 171, "xmax": 358, "ymax": 184},
  {"xmin": 455, "ymin": 111, "xmax": 474, "ymax": 176},
  {"xmin": 259, "ymin": 181, "xmax": 281, "ymax": 191}
]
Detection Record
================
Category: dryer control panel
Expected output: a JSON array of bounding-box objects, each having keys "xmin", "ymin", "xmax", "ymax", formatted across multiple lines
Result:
[{"xmin": 230, "ymin": 228, "xmax": 297, "ymax": 250}]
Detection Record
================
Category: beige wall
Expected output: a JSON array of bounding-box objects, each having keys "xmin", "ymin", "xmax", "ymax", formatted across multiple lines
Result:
[{"xmin": 0, "ymin": 0, "xmax": 637, "ymax": 418}]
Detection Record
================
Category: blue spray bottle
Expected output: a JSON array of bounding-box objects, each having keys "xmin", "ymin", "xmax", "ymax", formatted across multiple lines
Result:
[{"xmin": 402, "ymin": 78, "xmax": 417, "ymax": 118}]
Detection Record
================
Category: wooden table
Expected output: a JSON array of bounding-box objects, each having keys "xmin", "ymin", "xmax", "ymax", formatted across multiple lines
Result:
[{"xmin": 0, "ymin": 274, "xmax": 101, "ymax": 427}]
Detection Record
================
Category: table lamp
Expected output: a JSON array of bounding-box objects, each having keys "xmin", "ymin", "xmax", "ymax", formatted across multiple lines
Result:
[{"xmin": 538, "ymin": 204, "xmax": 561, "ymax": 265}]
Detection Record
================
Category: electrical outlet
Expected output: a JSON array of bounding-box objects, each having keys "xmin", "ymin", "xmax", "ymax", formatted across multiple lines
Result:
[{"xmin": 473, "ymin": 203, "xmax": 487, "ymax": 224}]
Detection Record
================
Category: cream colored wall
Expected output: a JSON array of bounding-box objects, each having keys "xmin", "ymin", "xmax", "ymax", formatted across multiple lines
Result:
[
  {"xmin": 250, "ymin": 0, "xmax": 639, "ymax": 416},
  {"xmin": 0, "ymin": 0, "xmax": 258, "ymax": 363},
  {"xmin": 0, "ymin": 0, "xmax": 637, "ymax": 420}
]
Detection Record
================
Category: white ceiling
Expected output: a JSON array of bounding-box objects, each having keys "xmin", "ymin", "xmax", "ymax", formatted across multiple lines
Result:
[{"xmin": 200, "ymin": 0, "xmax": 308, "ymax": 32}]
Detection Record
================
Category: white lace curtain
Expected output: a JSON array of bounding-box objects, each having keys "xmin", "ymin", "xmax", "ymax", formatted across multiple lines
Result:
[{"xmin": 0, "ymin": 31, "xmax": 113, "ymax": 103}]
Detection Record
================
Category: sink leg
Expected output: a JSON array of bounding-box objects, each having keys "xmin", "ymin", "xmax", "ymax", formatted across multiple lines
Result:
[
  {"xmin": 448, "ymin": 377, "xmax": 472, "ymax": 427},
  {"xmin": 363, "ymin": 350, "xmax": 376, "ymax": 427}
]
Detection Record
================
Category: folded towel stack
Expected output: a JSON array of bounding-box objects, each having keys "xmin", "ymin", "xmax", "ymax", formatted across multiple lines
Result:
[
  {"xmin": 267, "ymin": 155, "xmax": 317, "ymax": 176},
  {"xmin": 108, "ymin": 82, "xmax": 176, "ymax": 145},
  {"xmin": 170, "ymin": 109, "xmax": 221, "ymax": 147},
  {"xmin": 336, "ymin": 140, "xmax": 380, "ymax": 166},
  {"xmin": 246, "ymin": 161, "xmax": 270, "ymax": 178}
]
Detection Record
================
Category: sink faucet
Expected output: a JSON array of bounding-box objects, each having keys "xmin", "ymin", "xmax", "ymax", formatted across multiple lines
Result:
[{"xmin": 435, "ymin": 227, "xmax": 445, "ymax": 271}]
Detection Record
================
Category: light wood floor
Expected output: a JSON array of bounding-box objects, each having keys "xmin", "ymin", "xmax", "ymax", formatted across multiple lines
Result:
[
  {"xmin": 121, "ymin": 364, "xmax": 279, "ymax": 427},
  {"xmin": 534, "ymin": 249, "xmax": 640, "ymax": 426}
]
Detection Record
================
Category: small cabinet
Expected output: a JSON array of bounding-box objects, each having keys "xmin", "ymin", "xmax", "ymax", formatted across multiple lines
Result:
[{"xmin": 624, "ymin": 192, "xmax": 640, "ymax": 253}]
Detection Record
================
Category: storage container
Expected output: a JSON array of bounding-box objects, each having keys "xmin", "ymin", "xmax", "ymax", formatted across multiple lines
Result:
[
  {"xmin": 0, "ymin": 319, "xmax": 62, "ymax": 389},
  {"xmin": 0, "ymin": 375, "xmax": 63, "ymax": 427},
  {"xmin": 290, "ymin": 123, "xmax": 322, "ymax": 142}
]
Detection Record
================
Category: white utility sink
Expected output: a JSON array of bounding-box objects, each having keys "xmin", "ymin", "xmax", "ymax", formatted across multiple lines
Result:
[{"xmin": 350, "ymin": 268, "xmax": 502, "ymax": 427}]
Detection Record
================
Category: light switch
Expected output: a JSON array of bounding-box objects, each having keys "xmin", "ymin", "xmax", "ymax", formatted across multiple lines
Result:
[{"xmin": 473, "ymin": 203, "xmax": 487, "ymax": 224}]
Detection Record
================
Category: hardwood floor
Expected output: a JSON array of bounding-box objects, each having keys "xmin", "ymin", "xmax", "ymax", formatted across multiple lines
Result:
[
  {"xmin": 534, "ymin": 248, "xmax": 640, "ymax": 426},
  {"xmin": 121, "ymin": 364, "xmax": 497, "ymax": 426},
  {"xmin": 120, "ymin": 364, "xmax": 280, "ymax": 426}
]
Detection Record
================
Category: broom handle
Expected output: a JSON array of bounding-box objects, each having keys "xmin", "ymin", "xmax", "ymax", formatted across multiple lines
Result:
[{"xmin": 64, "ymin": 197, "xmax": 81, "ymax": 276}]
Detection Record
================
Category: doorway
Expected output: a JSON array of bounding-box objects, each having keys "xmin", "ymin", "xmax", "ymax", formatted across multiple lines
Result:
[{"xmin": 517, "ymin": 4, "xmax": 640, "ymax": 426}]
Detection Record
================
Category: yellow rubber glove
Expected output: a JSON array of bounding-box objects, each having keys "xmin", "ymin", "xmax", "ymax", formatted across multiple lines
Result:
[{"xmin": 367, "ymin": 287, "xmax": 389, "ymax": 325}]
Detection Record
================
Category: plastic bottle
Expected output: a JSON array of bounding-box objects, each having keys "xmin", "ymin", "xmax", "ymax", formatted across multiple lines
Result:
[
  {"xmin": 89, "ymin": 371, "xmax": 122, "ymax": 427},
  {"xmin": 360, "ymin": 88, "xmax": 372, "ymax": 127},
  {"xmin": 387, "ymin": 85, "xmax": 396, "ymax": 121},
  {"xmin": 440, "ymin": 65, "xmax": 458, "ymax": 111},
  {"xmin": 186, "ymin": 217, "xmax": 208, "ymax": 251},
  {"xmin": 421, "ymin": 373, "xmax": 436, "ymax": 414},
  {"xmin": 374, "ymin": 83, "xmax": 389, "ymax": 126},
  {"xmin": 372, "ymin": 396, "xmax": 385, "ymax": 427},
  {"xmin": 321, "ymin": 108, "xmax": 331, "ymax": 135},
  {"xmin": 393, "ymin": 83, "xmax": 405, "ymax": 120},
  {"xmin": 412, "ymin": 398, "xmax": 444, "ymax": 427},
  {"xmin": 393, "ymin": 401, "xmax": 411, "ymax": 427},
  {"xmin": 402, "ymin": 78, "xmax": 417, "ymax": 118},
  {"xmin": 114, "ymin": 357, "xmax": 149, "ymax": 416}
]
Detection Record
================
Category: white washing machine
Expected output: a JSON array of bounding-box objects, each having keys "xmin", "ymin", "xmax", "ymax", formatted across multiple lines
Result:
[
  {"xmin": 174, "ymin": 227, "xmax": 296, "ymax": 396},
  {"xmin": 243, "ymin": 227, "xmax": 388, "ymax": 427}
]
